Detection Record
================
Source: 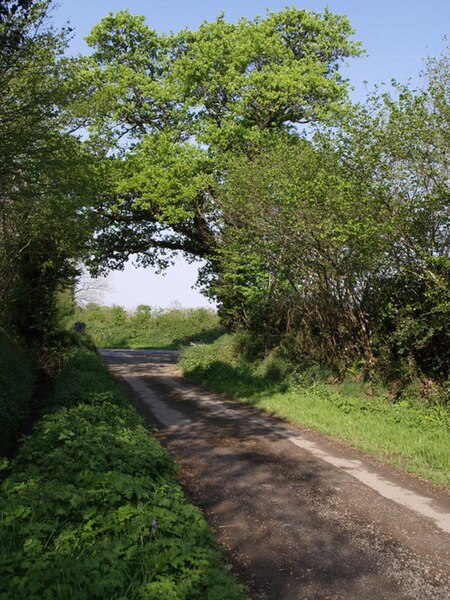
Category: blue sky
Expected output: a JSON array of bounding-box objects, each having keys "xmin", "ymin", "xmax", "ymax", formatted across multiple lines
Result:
[{"xmin": 58, "ymin": 1, "xmax": 449, "ymax": 308}]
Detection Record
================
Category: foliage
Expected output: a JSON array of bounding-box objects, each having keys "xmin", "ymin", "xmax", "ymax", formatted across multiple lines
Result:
[
  {"xmin": 0, "ymin": 348, "xmax": 247, "ymax": 599},
  {"xmin": 181, "ymin": 336, "xmax": 450, "ymax": 486},
  {"xmin": 213, "ymin": 50, "xmax": 450, "ymax": 383},
  {"xmin": 74, "ymin": 304, "xmax": 224, "ymax": 349},
  {"xmin": 0, "ymin": 0, "xmax": 35, "ymax": 54},
  {"xmin": 75, "ymin": 6, "xmax": 448, "ymax": 387},
  {"xmin": 0, "ymin": 330, "xmax": 36, "ymax": 455},
  {"xmin": 180, "ymin": 333, "xmax": 289, "ymax": 390},
  {"xmin": 330, "ymin": 51, "xmax": 450, "ymax": 380},
  {"xmin": 0, "ymin": 0, "xmax": 99, "ymax": 342},
  {"xmin": 73, "ymin": 7, "xmax": 362, "ymax": 273}
]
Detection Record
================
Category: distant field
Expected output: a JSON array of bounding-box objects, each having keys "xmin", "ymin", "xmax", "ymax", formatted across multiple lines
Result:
[{"xmin": 73, "ymin": 304, "xmax": 224, "ymax": 349}]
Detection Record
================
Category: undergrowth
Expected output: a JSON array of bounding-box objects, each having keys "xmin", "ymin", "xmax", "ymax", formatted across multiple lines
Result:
[
  {"xmin": 0, "ymin": 348, "xmax": 246, "ymax": 599},
  {"xmin": 181, "ymin": 335, "xmax": 450, "ymax": 487},
  {"xmin": 0, "ymin": 331, "xmax": 36, "ymax": 455}
]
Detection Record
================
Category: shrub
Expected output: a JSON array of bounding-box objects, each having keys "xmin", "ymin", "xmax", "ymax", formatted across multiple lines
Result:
[{"xmin": 181, "ymin": 334, "xmax": 291, "ymax": 395}]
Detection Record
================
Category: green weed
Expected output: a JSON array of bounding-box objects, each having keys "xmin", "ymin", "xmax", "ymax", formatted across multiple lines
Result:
[
  {"xmin": 0, "ymin": 331, "xmax": 36, "ymax": 455},
  {"xmin": 0, "ymin": 348, "xmax": 247, "ymax": 599}
]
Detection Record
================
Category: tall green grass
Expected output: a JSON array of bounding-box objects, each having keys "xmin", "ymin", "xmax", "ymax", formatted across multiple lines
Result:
[
  {"xmin": 74, "ymin": 304, "xmax": 224, "ymax": 349},
  {"xmin": 181, "ymin": 335, "xmax": 450, "ymax": 487}
]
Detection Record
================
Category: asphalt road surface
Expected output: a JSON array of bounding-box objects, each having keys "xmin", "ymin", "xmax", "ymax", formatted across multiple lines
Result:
[{"xmin": 100, "ymin": 348, "xmax": 450, "ymax": 600}]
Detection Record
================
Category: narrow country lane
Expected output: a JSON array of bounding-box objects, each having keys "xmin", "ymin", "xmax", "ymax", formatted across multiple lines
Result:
[{"xmin": 100, "ymin": 348, "xmax": 450, "ymax": 600}]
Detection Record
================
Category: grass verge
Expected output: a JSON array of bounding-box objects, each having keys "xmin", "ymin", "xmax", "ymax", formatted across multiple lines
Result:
[
  {"xmin": 181, "ymin": 335, "xmax": 450, "ymax": 488},
  {"xmin": 0, "ymin": 348, "xmax": 247, "ymax": 599}
]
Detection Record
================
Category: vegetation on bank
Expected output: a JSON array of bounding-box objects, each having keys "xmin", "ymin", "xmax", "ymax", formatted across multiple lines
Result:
[
  {"xmin": 181, "ymin": 335, "xmax": 450, "ymax": 487},
  {"xmin": 0, "ymin": 0, "xmax": 101, "ymax": 345},
  {"xmin": 74, "ymin": 304, "xmax": 224, "ymax": 349},
  {"xmin": 0, "ymin": 347, "xmax": 246, "ymax": 599},
  {"xmin": 0, "ymin": 331, "xmax": 36, "ymax": 455}
]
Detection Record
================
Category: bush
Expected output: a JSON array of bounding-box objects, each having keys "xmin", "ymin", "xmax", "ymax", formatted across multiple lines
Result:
[
  {"xmin": 181, "ymin": 334, "xmax": 291, "ymax": 395},
  {"xmin": 0, "ymin": 330, "xmax": 36, "ymax": 455},
  {"xmin": 0, "ymin": 349, "xmax": 246, "ymax": 599}
]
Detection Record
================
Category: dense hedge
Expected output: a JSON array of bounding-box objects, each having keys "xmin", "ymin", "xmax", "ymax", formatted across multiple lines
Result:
[
  {"xmin": 0, "ymin": 331, "xmax": 36, "ymax": 455},
  {"xmin": 0, "ymin": 349, "xmax": 246, "ymax": 599}
]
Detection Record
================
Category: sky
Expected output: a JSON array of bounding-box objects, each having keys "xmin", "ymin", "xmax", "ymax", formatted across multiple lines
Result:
[{"xmin": 55, "ymin": 0, "xmax": 450, "ymax": 309}]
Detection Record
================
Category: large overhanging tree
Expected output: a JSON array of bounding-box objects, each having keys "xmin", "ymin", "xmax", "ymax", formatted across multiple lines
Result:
[{"xmin": 75, "ymin": 8, "xmax": 362, "ymax": 274}]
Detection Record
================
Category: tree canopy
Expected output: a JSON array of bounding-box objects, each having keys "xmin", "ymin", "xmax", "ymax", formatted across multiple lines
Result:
[
  {"xmin": 1, "ymin": 2, "xmax": 447, "ymax": 385},
  {"xmin": 214, "ymin": 50, "xmax": 450, "ymax": 379},
  {"xmin": 74, "ymin": 7, "xmax": 362, "ymax": 272}
]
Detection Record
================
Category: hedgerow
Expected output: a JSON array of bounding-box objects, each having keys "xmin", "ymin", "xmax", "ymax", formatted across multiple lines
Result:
[
  {"xmin": 73, "ymin": 305, "xmax": 224, "ymax": 350},
  {"xmin": 0, "ymin": 331, "xmax": 36, "ymax": 455},
  {"xmin": 0, "ymin": 348, "xmax": 246, "ymax": 599}
]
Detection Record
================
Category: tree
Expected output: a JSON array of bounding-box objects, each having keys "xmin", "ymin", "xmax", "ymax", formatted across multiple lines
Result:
[
  {"xmin": 74, "ymin": 8, "xmax": 362, "ymax": 274},
  {"xmin": 214, "ymin": 136, "xmax": 379, "ymax": 364},
  {"xmin": 0, "ymin": 0, "xmax": 35, "ymax": 53},
  {"xmin": 332, "ymin": 50, "xmax": 450, "ymax": 379},
  {"xmin": 214, "ymin": 48, "xmax": 450, "ymax": 381},
  {"xmin": 0, "ymin": 0, "xmax": 99, "ymax": 339}
]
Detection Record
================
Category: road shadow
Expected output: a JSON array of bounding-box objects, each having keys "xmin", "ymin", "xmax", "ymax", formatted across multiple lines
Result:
[{"xmin": 103, "ymin": 348, "xmax": 446, "ymax": 600}]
